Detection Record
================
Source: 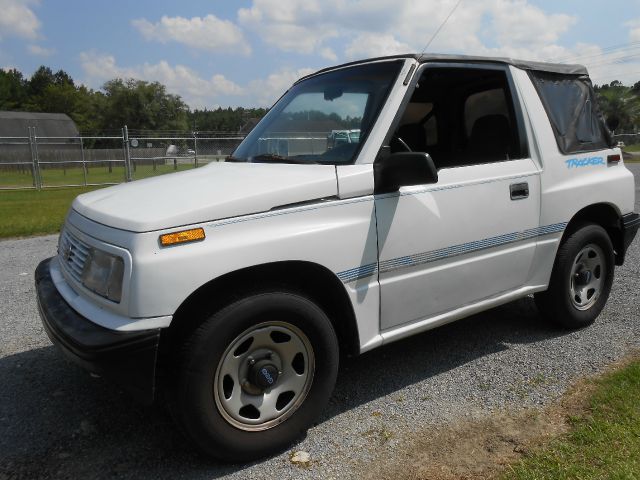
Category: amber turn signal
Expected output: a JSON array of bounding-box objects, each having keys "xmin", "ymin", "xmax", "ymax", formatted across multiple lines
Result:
[{"xmin": 160, "ymin": 228, "xmax": 205, "ymax": 246}]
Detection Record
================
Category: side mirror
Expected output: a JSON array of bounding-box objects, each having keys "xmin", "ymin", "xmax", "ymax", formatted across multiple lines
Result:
[{"xmin": 374, "ymin": 152, "xmax": 438, "ymax": 193}]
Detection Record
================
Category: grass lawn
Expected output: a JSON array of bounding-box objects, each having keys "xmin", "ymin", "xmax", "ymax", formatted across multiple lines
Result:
[
  {"xmin": 0, "ymin": 162, "xmax": 216, "ymax": 238},
  {"xmin": 0, "ymin": 187, "xmax": 105, "ymax": 238},
  {"xmin": 624, "ymin": 144, "xmax": 640, "ymax": 153},
  {"xmin": 0, "ymin": 162, "xmax": 201, "ymax": 189},
  {"xmin": 504, "ymin": 358, "xmax": 640, "ymax": 479}
]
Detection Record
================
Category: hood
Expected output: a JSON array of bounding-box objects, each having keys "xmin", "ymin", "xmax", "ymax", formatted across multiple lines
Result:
[{"xmin": 72, "ymin": 162, "xmax": 338, "ymax": 232}]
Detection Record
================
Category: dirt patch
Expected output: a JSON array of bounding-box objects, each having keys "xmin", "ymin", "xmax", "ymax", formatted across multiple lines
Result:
[
  {"xmin": 360, "ymin": 409, "xmax": 569, "ymax": 480},
  {"xmin": 360, "ymin": 356, "xmax": 639, "ymax": 480}
]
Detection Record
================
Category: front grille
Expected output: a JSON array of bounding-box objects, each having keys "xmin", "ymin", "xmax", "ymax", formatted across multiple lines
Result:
[{"xmin": 58, "ymin": 229, "xmax": 91, "ymax": 283}]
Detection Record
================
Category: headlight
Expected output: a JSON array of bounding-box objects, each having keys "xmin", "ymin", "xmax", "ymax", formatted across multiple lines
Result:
[{"xmin": 81, "ymin": 248, "xmax": 124, "ymax": 303}]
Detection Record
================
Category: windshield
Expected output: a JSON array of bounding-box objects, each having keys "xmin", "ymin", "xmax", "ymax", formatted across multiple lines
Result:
[{"xmin": 231, "ymin": 60, "xmax": 403, "ymax": 165}]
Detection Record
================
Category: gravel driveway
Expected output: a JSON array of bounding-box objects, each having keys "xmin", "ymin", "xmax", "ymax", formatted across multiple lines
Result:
[{"xmin": 1, "ymin": 164, "xmax": 639, "ymax": 480}]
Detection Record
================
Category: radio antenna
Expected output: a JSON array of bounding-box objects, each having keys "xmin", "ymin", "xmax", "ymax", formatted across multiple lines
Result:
[{"xmin": 420, "ymin": 0, "xmax": 464, "ymax": 56}]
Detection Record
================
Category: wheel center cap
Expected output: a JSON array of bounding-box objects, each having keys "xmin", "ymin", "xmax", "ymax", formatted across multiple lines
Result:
[
  {"xmin": 575, "ymin": 270, "xmax": 592, "ymax": 286},
  {"xmin": 249, "ymin": 360, "xmax": 279, "ymax": 390}
]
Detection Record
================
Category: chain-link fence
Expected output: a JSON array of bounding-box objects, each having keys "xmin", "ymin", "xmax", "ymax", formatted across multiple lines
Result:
[
  {"xmin": 613, "ymin": 132, "xmax": 640, "ymax": 147},
  {"xmin": 0, "ymin": 126, "xmax": 246, "ymax": 190}
]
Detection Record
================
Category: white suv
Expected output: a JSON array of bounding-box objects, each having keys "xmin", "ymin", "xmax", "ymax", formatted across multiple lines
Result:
[{"xmin": 36, "ymin": 54, "xmax": 639, "ymax": 461}]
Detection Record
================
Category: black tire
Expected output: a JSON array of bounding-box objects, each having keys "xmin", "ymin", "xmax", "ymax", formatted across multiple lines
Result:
[
  {"xmin": 534, "ymin": 223, "xmax": 614, "ymax": 329},
  {"xmin": 167, "ymin": 292, "xmax": 339, "ymax": 462}
]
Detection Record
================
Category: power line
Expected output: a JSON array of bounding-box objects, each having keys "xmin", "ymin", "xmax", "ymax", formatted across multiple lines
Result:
[
  {"xmin": 590, "ymin": 70, "xmax": 640, "ymax": 81},
  {"xmin": 552, "ymin": 41, "xmax": 639, "ymax": 62},
  {"xmin": 585, "ymin": 53, "xmax": 640, "ymax": 69},
  {"xmin": 563, "ymin": 45, "xmax": 640, "ymax": 64},
  {"xmin": 552, "ymin": 41, "xmax": 640, "ymax": 63},
  {"xmin": 420, "ymin": 0, "xmax": 464, "ymax": 55},
  {"xmin": 556, "ymin": 45, "xmax": 640, "ymax": 63}
]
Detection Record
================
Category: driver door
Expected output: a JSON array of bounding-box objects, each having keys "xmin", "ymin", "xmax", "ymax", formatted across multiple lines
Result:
[{"xmin": 375, "ymin": 64, "xmax": 541, "ymax": 331}]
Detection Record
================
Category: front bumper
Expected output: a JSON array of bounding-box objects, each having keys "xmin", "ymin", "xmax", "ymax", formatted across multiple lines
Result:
[
  {"xmin": 35, "ymin": 258, "xmax": 160, "ymax": 404},
  {"xmin": 620, "ymin": 212, "xmax": 640, "ymax": 264}
]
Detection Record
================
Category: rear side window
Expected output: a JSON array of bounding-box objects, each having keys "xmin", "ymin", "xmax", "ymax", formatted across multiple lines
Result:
[{"xmin": 529, "ymin": 71, "xmax": 613, "ymax": 154}]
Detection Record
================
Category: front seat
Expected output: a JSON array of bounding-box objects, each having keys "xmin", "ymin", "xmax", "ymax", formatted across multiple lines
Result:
[{"xmin": 467, "ymin": 114, "xmax": 512, "ymax": 160}]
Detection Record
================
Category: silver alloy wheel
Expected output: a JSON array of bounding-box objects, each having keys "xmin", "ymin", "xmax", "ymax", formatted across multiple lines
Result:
[
  {"xmin": 569, "ymin": 243, "xmax": 605, "ymax": 311},
  {"xmin": 213, "ymin": 321, "xmax": 315, "ymax": 431}
]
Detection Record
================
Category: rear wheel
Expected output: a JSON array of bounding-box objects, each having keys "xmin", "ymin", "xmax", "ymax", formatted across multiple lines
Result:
[
  {"xmin": 535, "ymin": 223, "xmax": 614, "ymax": 329},
  {"xmin": 168, "ymin": 292, "xmax": 339, "ymax": 461}
]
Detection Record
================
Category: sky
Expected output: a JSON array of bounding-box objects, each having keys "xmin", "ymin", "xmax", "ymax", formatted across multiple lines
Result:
[{"xmin": 1, "ymin": 0, "xmax": 639, "ymax": 109}]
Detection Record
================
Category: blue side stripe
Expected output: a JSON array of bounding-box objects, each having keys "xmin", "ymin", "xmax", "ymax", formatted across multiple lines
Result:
[
  {"xmin": 336, "ymin": 221, "xmax": 567, "ymax": 283},
  {"xmin": 336, "ymin": 262, "xmax": 378, "ymax": 282}
]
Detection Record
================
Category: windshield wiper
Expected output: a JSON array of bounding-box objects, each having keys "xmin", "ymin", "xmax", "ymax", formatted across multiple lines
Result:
[
  {"xmin": 250, "ymin": 154, "xmax": 318, "ymax": 165},
  {"xmin": 225, "ymin": 155, "xmax": 246, "ymax": 162}
]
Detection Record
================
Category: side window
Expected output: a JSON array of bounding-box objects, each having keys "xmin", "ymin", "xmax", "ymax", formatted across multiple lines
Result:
[
  {"xmin": 463, "ymin": 87, "xmax": 515, "ymax": 163},
  {"xmin": 390, "ymin": 66, "xmax": 526, "ymax": 169},
  {"xmin": 529, "ymin": 71, "xmax": 612, "ymax": 154}
]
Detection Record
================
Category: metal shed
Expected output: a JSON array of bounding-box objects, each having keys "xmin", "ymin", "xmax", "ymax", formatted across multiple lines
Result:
[
  {"xmin": 0, "ymin": 111, "xmax": 79, "ymax": 138},
  {"xmin": 0, "ymin": 111, "xmax": 80, "ymax": 165}
]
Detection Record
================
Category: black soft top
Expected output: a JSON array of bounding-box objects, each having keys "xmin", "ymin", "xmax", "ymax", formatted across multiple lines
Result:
[
  {"xmin": 416, "ymin": 53, "xmax": 587, "ymax": 75},
  {"xmin": 297, "ymin": 53, "xmax": 588, "ymax": 84}
]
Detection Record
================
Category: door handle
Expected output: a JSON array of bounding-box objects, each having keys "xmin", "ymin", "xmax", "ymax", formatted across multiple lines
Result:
[{"xmin": 510, "ymin": 182, "xmax": 529, "ymax": 200}]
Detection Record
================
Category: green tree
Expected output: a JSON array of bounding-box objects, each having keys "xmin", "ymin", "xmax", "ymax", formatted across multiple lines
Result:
[
  {"xmin": 24, "ymin": 66, "xmax": 80, "ymax": 112},
  {"xmin": 188, "ymin": 106, "xmax": 268, "ymax": 132},
  {"xmin": 34, "ymin": 82, "xmax": 103, "ymax": 133},
  {"xmin": 596, "ymin": 82, "xmax": 640, "ymax": 133},
  {"xmin": 26, "ymin": 66, "xmax": 55, "ymax": 102},
  {"xmin": 72, "ymin": 86, "xmax": 106, "ymax": 133},
  {"xmin": 39, "ymin": 82, "xmax": 78, "ymax": 115},
  {"xmin": 1, "ymin": 65, "xmax": 273, "ymax": 133},
  {"xmin": 53, "ymin": 69, "xmax": 74, "ymax": 87},
  {"xmin": 0, "ymin": 68, "xmax": 27, "ymax": 110},
  {"xmin": 101, "ymin": 78, "xmax": 189, "ymax": 131}
]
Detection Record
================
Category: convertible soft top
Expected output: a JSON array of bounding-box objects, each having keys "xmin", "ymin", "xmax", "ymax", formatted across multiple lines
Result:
[{"xmin": 298, "ymin": 53, "xmax": 588, "ymax": 84}]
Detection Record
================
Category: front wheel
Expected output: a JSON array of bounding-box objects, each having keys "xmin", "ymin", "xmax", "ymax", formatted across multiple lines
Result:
[
  {"xmin": 535, "ymin": 223, "xmax": 614, "ymax": 329},
  {"xmin": 168, "ymin": 292, "xmax": 339, "ymax": 461}
]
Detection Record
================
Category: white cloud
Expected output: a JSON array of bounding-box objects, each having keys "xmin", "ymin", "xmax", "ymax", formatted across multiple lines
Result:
[
  {"xmin": 319, "ymin": 47, "xmax": 338, "ymax": 62},
  {"xmin": 238, "ymin": 0, "xmax": 339, "ymax": 54},
  {"xmin": 237, "ymin": 0, "xmax": 578, "ymax": 63},
  {"xmin": 209, "ymin": 74, "xmax": 245, "ymax": 96},
  {"xmin": 132, "ymin": 14, "xmax": 251, "ymax": 55},
  {"xmin": 390, "ymin": 1, "xmax": 487, "ymax": 53},
  {"xmin": 236, "ymin": 0, "xmax": 640, "ymax": 85},
  {"xmin": 79, "ymin": 52, "xmax": 245, "ymax": 108},
  {"xmin": 0, "ymin": 0, "xmax": 40, "ymax": 41},
  {"xmin": 576, "ymin": 46, "xmax": 640, "ymax": 86},
  {"xmin": 76, "ymin": 2, "xmax": 640, "ymax": 109},
  {"xmin": 627, "ymin": 18, "xmax": 640, "ymax": 42},
  {"xmin": 488, "ymin": 0, "xmax": 575, "ymax": 48},
  {"xmin": 247, "ymin": 67, "xmax": 316, "ymax": 106},
  {"xmin": 79, "ymin": 52, "xmax": 309, "ymax": 108},
  {"xmin": 28, "ymin": 44, "xmax": 55, "ymax": 57},
  {"xmin": 345, "ymin": 33, "xmax": 411, "ymax": 60}
]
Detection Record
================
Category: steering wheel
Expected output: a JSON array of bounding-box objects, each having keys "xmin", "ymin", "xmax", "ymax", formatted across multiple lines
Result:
[{"xmin": 391, "ymin": 133, "xmax": 412, "ymax": 152}]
